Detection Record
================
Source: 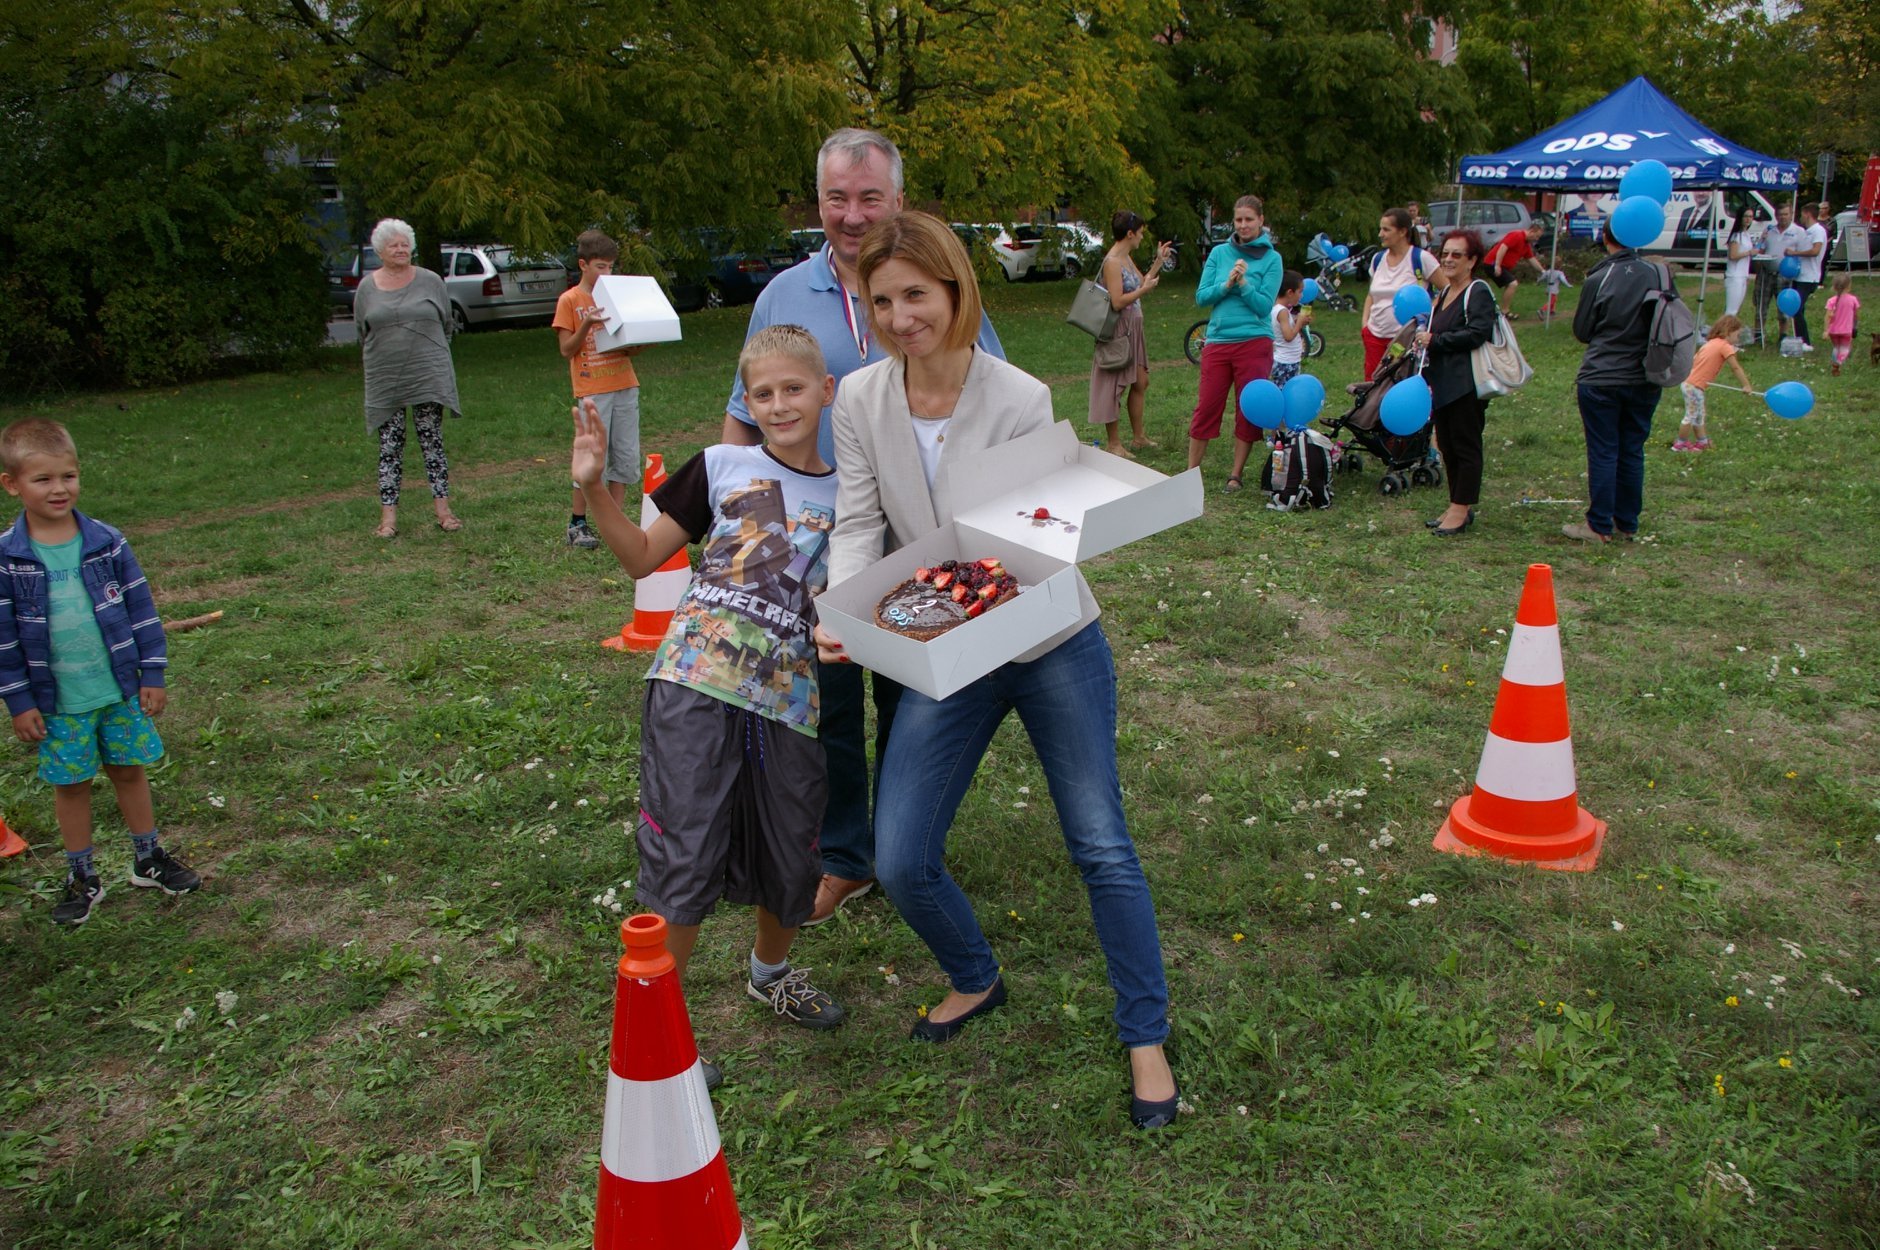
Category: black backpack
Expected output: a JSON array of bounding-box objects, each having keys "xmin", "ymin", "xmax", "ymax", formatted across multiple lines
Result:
[{"xmin": 1261, "ymin": 430, "xmax": 1335, "ymax": 511}]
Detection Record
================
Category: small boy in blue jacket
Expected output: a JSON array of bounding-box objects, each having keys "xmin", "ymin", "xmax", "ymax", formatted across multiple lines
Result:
[{"xmin": 0, "ymin": 419, "xmax": 198, "ymax": 925}]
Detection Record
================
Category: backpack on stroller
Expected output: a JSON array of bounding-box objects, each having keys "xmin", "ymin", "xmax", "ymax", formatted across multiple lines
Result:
[
  {"xmin": 1319, "ymin": 322, "xmax": 1444, "ymax": 496},
  {"xmin": 1260, "ymin": 426, "xmax": 1340, "ymax": 510}
]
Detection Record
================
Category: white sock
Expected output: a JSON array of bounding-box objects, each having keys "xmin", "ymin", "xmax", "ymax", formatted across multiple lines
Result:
[{"xmin": 751, "ymin": 952, "xmax": 789, "ymax": 986}]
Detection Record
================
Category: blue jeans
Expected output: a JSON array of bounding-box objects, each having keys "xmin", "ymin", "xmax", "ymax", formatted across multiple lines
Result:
[
  {"xmin": 1576, "ymin": 383, "xmax": 1662, "ymax": 536},
  {"xmin": 874, "ymin": 623, "xmax": 1170, "ymax": 1047},
  {"xmin": 815, "ymin": 660, "xmax": 902, "ymax": 882}
]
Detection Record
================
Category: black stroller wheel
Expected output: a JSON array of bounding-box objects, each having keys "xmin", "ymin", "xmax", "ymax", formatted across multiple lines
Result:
[
  {"xmin": 1378, "ymin": 472, "xmax": 1407, "ymax": 496},
  {"xmin": 1184, "ymin": 321, "xmax": 1207, "ymax": 365},
  {"xmin": 1410, "ymin": 465, "xmax": 1436, "ymax": 487}
]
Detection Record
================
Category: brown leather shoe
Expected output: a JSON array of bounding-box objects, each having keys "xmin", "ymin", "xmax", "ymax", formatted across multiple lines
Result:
[{"xmin": 803, "ymin": 874, "xmax": 875, "ymax": 927}]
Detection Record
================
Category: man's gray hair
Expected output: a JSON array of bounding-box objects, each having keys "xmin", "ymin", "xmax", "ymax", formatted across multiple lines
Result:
[
  {"xmin": 370, "ymin": 217, "xmax": 417, "ymax": 252},
  {"xmin": 816, "ymin": 129, "xmax": 902, "ymax": 195}
]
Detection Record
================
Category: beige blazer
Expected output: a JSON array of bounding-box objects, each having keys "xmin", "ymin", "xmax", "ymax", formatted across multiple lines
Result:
[{"xmin": 828, "ymin": 348, "xmax": 1098, "ymax": 663}]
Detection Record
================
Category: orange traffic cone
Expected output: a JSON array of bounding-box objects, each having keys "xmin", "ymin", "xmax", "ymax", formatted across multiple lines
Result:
[
  {"xmin": 0, "ymin": 814, "xmax": 26, "ymax": 858},
  {"xmin": 602, "ymin": 454, "xmax": 693, "ymax": 652},
  {"xmin": 1433, "ymin": 563, "xmax": 1607, "ymax": 872},
  {"xmin": 594, "ymin": 914, "xmax": 745, "ymax": 1250}
]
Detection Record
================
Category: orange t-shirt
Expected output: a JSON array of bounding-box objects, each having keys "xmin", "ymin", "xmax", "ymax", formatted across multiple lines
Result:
[
  {"xmin": 554, "ymin": 286, "xmax": 640, "ymax": 398},
  {"xmin": 1686, "ymin": 336, "xmax": 1735, "ymax": 390}
]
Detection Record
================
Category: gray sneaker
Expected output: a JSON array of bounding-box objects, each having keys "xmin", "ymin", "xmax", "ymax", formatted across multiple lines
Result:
[
  {"xmin": 747, "ymin": 966, "xmax": 846, "ymax": 1030},
  {"xmin": 567, "ymin": 519, "xmax": 601, "ymax": 549}
]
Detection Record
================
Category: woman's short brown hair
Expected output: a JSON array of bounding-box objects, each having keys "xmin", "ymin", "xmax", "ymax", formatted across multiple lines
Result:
[
  {"xmin": 1440, "ymin": 229, "xmax": 1486, "ymax": 263},
  {"xmin": 856, "ymin": 211, "xmax": 984, "ymax": 356}
]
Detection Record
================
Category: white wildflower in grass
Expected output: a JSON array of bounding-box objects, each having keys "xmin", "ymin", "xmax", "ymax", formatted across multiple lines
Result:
[
  {"xmin": 206, "ymin": 793, "xmax": 226, "ymax": 809},
  {"xmin": 1421, "ymin": 892, "xmax": 1437, "ymax": 905},
  {"xmin": 1242, "ymin": 816, "xmax": 1259, "ymax": 827},
  {"xmin": 1329, "ymin": 901, "xmax": 1342, "ymax": 911},
  {"xmin": 1316, "ymin": 843, "xmax": 1330, "ymax": 854},
  {"xmin": 1198, "ymin": 794, "xmax": 1214, "ymax": 805},
  {"xmin": 1779, "ymin": 939, "xmax": 1806, "ymax": 961},
  {"xmin": 1377, "ymin": 832, "xmax": 1395, "ymax": 848},
  {"xmin": 174, "ymin": 1006, "xmax": 197, "ymax": 1032},
  {"xmin": 1408, "ymin": 897, "xmax": 1422, "ymax": 908},
  {"xmin": 1356, "ymin": 886, "xmax": 1369, "ymax": 896},
  {"xmin": 1723, "ymin": 943, "xmax": 1736, "ymax": 955},
  {"xmin": 1018, "ymin": 785, "xmax": 1031, "ymax": 795},
  {"xmin": 1612, "ymin": 920, "xmax": 1625, "ymax": 932},
  {"xmin": 430, "ymin": 955, "xmax": 442, "ymax": 965},
  {"xmin": 1236, "ymin": 1105, "xmax": 1249, "ymax": 1116},
  {"xmin": 1353, "ymin": 867, "xmax": 1364, "ymax": 876},
  {"xmin": 524, "ymin": 758, "xmax": 543, "ymax": 770},
  {"xmin": 547, "ymin": 800, "xmax": 558, "ymax": 812},
  {"xmin": 1360, "ymin": 911, "xmax": 1372, "ymax": 919},
  {"xmin": 215, "ymin": 990, "xmax": 238, "ymax": 1017},
  {"xmin": 1326, "ymin": 750, "xmax": 1340, "ymax": 758},
  {"xmin": 1303, "ymin": 872, "xmax": 1316, "ymax": 881},
  {"xmin": 1821, "ymin": 973, "xmax": 1862, "ymax": 998},
  {"xmin": 1340, "ymin": 858, "xmax": 1357, "ymax": 868},
  {"xmin": 576, "ymin": 798, "xmax": 589, "ymax": 808},
  {"xmin": 1378, "ymin": 757, "xmax": 1391, "ymax": 767}
]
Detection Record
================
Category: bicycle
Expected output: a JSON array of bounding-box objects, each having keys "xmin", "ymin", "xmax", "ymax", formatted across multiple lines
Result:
[{"xmin": 1184, "ymin": 321, "xmax": 1323, "ymax": 365}]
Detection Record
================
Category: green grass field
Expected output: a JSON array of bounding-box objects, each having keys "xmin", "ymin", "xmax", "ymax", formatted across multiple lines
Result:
[{"xmin": 2, "ymin": 272, "xmax": 1876, "ymax": 1249}]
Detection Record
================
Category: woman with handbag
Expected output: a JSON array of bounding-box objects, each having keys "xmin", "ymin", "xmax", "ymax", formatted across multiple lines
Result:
[
  {"xmin": 1413, "ymin": 230, "xmax": 1499, "ymax": 537},
  {"xmin": 1087, "ymin": 212, "xmax": 1171, "ymax": 456}
]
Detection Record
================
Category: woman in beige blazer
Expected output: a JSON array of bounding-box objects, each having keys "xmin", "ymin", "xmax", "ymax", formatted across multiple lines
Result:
[{"xmin": 814, "ymin": 212, "xmax": 1177, "ymax": 1130}]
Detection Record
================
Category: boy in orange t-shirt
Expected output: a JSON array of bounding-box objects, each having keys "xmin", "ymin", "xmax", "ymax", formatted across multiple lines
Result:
[
  {"xmin": 1675, "ymin": 315, "xmax": 1755, "ymax": 452},
  {"xmin": 553, "ymin": 230, "xmax": 645, "ymax": 548}
]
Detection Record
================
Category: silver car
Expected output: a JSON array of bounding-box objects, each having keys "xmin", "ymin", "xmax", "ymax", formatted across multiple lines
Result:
[{"xmin": 437, "ymin": 244, "xmax": 571, "ymax": 334}]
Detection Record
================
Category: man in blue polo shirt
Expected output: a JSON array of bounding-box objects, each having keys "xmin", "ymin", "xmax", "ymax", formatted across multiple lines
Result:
[{"xmin": 720, "ymin": 128, "xmax": 1003, "ymax": 924}]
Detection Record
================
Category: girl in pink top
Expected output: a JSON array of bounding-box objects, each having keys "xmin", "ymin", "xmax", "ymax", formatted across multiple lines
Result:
[{"xmin": 1824, "ymin": 274, "xmax": 1860, "ymax": 375}]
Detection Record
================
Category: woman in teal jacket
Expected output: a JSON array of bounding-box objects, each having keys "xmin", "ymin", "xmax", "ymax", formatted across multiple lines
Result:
[{"xmin": 1187, "ymin": 195, "xmax": 1282, "ymax": 491}]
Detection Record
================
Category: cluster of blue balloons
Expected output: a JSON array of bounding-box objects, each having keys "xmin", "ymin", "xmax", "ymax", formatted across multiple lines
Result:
[
  {"xmin": 1391, "ymin": 284, "xmax": 1432, "ymax": 325},
  {"xmin": 1606, "ymin": 159, "xmax": 1673, "ymax": 249},
  {"xmin": 1764, "ymin": 381, "xmax": 1814, "ymax": 420},
  {"xmin": 1239, "ymin": 373, "xmax": 1328, "ymax": 433}
]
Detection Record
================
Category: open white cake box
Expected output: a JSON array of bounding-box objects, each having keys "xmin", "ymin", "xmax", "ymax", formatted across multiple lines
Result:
[
  {"xmin": 588, "ymin": 275, "xmax": 682, "ymax": 351},
  {"xmin": 817, "ymin": 423, "xmax": 1204, "ymax": 700}
]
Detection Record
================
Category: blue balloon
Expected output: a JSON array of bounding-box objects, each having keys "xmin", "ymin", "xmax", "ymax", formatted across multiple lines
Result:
[
  {"xmin": 1392, "ymin": 284, "xmax": 1433, "ymax": 325},
  {"xmin": 1777, "ymin": 287, "xmax": 1802, "ymax": 316},
  {"xmin": 1282, "ymin": 373, "xmax": 1326, "ymax": 430},
  {"xmin": 1330, "ymin": 244, "xmax": 1350, "ymax": 262},
  {"xmin": 1238, "ymin": 379, "xmax": 1285, "ymax": 430},
  {"xmin": 1379, "ymin": 376, "xmax": 1432, "ymax": 436},
  {"xmin": 1778, "ymin": 256, "xmax": 1801, "ymax": 280},
  {"xmin": 1618, "ymin": 159, "xmax": 1674, "ymax": 206},
  {"xmin": 1764, "ymin": 380, "xmax": 1814, "ymax": 420},
  {"xmin": 1301, "ymin": 278, "xmax": 1321, "ymax": 305},
  {"xmin": 1610, "ymin": 196, "xmax": 1666, "ymax": 249}
]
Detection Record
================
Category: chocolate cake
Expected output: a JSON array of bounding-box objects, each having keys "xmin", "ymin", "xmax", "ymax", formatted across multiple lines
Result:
[{"xmin": 874, "ymin": 558, "xmax": 1020, "ymax": 641}]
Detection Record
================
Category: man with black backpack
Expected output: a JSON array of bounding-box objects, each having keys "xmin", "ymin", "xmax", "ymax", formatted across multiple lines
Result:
[{"xmin": 1565, "ymin": 227, "xmax": 1693, "ymax": 543}]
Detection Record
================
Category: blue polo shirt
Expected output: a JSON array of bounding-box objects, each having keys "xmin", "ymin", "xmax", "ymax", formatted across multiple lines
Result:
[{"xmin": 725, "ymin": 249, "xmax": 1006, "ymax": 467}]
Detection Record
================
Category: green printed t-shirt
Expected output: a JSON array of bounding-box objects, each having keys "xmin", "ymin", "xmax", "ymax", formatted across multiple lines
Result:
[{"xmin": 31, "ymin": 535, "xmax": 122, "ymax": 714}]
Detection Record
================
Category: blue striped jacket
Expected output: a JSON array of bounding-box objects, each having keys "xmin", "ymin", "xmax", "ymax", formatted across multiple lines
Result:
[{"xmin": 0, "ymin": 510, "xmax": 168, "ymax": 717}]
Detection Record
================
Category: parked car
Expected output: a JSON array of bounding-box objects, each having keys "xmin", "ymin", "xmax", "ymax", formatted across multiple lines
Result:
[
  {"xmin": 790, "ymin": 228, "xmax": 826, "ymax": 259},
  {"xmin": 665, "ymin": 229, "xmax": 799, "ymax": 309},
  {"xmin": 983, "ymin": 222, "xmax": 1102, "ymax": 281},
  {"xmin": 327, "ymin": 243, "xmax": 572, "ymax": 332},
  {"xmin": 1427, "ymin": 200, "xmax": 1534, "ymax": 251},
  {"xmin": 436, "ymin": 244, "xmax": 572, "ymax": 334}
]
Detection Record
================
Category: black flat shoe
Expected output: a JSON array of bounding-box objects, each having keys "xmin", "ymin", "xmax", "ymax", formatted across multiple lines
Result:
[
  {"xmin": 1130, "ymin": 1088, "xmax": 1180, "ymax": 1129},
  {"xmin": 909, "ymin": 977, "xmax": 1007, "ymax": 1043},
  {"xmin": 1430, "ymin": 513, "xmax": 1476, "ymax": 537},
  {"xmin": 1426, "ymin": 508, "xmax": 1475, "ymax": 529}
]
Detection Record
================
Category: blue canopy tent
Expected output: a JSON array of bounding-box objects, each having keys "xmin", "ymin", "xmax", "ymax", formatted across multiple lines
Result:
[{"xmin": 1454, "ymin": 77, "xmax": 1801, "ymax": 325}]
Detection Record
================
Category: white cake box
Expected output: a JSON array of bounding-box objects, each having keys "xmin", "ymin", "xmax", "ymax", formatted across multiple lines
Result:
[
  {"xmin": 588, "ymin": 275, "xmax": 682, "ymax": 350},
  {"xmin": 817, "ymin": 423, "xmax": 1204, "ymax": 700}
]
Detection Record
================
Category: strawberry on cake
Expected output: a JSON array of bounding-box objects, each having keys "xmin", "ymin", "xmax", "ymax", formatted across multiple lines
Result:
[{"xmin": 873, "ymin": 558, "xmax": 1020, "ymax": 641}]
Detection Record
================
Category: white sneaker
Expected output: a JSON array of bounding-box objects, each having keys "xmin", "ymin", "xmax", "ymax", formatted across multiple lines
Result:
[{"xmin": 1802, "ymin": 342, "xmax": 1816, "ymax": 352}]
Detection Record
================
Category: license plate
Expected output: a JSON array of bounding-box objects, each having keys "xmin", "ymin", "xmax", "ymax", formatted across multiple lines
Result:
[{"xmin": 521, "ymin": 279, "xmax": 555, "ymax": 293}]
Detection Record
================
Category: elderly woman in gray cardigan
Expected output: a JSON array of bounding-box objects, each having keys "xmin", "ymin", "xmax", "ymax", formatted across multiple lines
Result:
[
  {"xmin": 354, "ymin": 218, "xmax": 463, "ymax": 537},
  {"xmin": 812, "ymin": 212, "xmax": 1178, "ymax": 1133}
]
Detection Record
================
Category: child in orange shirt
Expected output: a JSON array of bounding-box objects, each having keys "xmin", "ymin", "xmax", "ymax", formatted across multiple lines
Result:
[
  {"xmin": 1675, "ymin": 316, "xmax": 1755, "ymax": 452},
  {"xmin": 553, "ymin": 230, "xmax": 645, "ymax": 548}
]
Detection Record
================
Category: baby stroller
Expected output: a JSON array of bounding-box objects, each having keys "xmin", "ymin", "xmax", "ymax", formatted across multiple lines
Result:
[
  {"xmin": 1304, "ymin": 233, "xmax": 1362, "ymax": 313},
  {"xmin": 1320, "ymin": 323, "xmax": 1444, "ymax": 496}
]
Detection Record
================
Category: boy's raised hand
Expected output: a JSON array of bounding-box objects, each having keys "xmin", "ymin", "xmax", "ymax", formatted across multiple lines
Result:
[
  {"xmin": 571, "ymin": 399, "xmax": 608, "ymax": 490},
  {"xmin": 12, "ymin": 707, "xmax": 44, "ymax": 743}
]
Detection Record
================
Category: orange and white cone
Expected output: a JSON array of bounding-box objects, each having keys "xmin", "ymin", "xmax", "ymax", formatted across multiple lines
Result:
[
  {"xmin": 603, "ymin": 454, "xmax": 692, "ymax": 653},
  {"xmin": 0, "ymin": 815, "xmax": 26, "ymax": 858},
  {"xmin": 1433, "ymin": 563, "xmax": 1607, "ymax": 872},
  {"xmin": 594, "ymin": 914, "xmax": 745, "ymax": 1250}
]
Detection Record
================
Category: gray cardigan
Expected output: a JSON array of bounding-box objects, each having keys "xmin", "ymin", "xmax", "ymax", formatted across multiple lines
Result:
[{"xmin": 828, "ymin": 349, "xmax": 1099, "ymax": 663}]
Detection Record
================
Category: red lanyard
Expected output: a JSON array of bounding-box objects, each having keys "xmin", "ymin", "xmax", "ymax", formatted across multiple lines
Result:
[{"xmin": 828, "ymin": 246, "xmax": 869, "ymax": 361}]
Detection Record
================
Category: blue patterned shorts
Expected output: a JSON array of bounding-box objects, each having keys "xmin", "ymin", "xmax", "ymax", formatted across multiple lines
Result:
[{"xmin": 38, "ymin": 700, "xmax": 165, "ymax": 785}]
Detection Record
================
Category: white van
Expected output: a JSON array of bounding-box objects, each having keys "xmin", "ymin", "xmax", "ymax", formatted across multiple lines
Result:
[{"xmin": 1557, "ymin": 189, "xmax": 1779, "ymax": 260}]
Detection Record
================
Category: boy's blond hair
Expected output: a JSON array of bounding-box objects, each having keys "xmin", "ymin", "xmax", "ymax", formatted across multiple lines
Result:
[
  {"xmin": 738, "ymin": 324, "xmax": 827, "ymax": 386},
  {"xmin": 1, "ymin": 419, "xmax": 78, "ymax": 475},
  {"xmin": 576, "ymin": 229, "xmax": 619, "ymax": 263}
]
